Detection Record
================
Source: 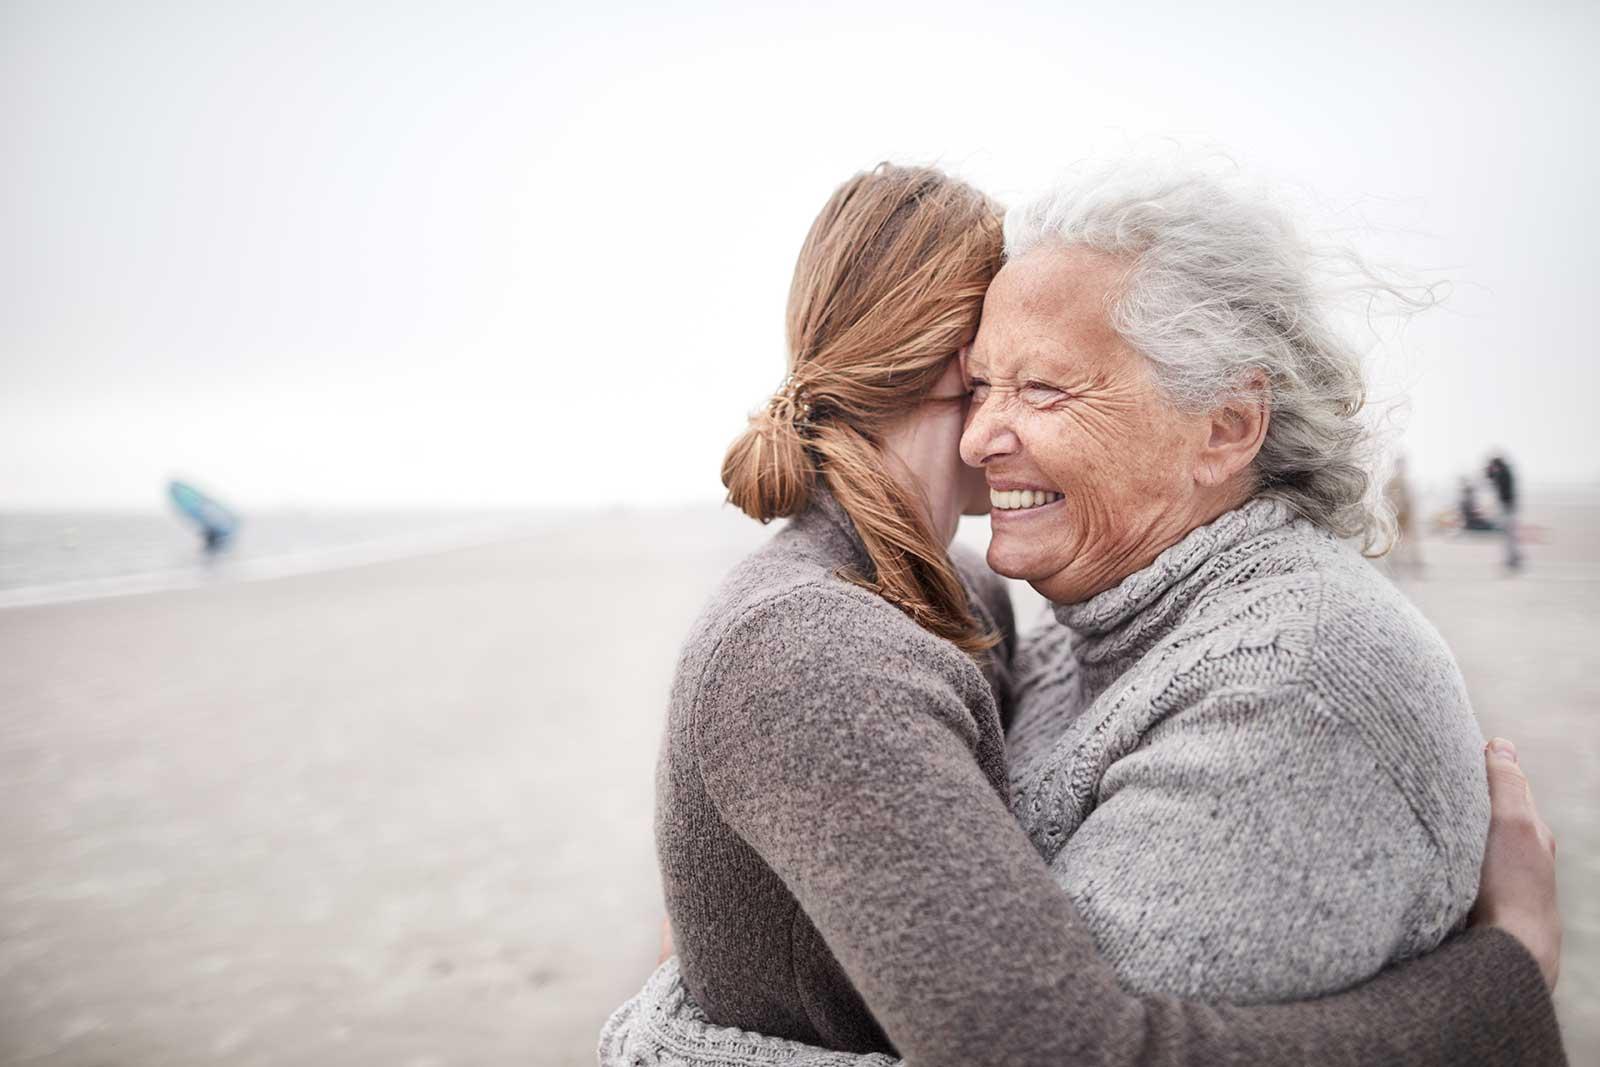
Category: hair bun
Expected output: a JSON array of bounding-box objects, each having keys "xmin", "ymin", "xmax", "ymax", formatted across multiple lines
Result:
[{"xmin": 721, "ymin": 401, "xmax": 815, "ymax": 523}]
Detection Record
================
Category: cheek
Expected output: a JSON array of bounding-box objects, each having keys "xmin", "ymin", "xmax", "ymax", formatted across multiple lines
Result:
[
  {"xmin": 930, "ymin": 402, "xmax": 965, "ymax": 448},
  {"xmin": 1027, "ymin": 412, "xmax": 1105, "ymax": 489},
  {"xmin": 1033, "ymin": 415, "xmax": 1161, "ymax": 541},
  {"xmin": 1063, "ymin": 406, "xmax": 1182, "ymax": 489},
  {"xmin": 927, "ymin": 411, "xmax": 974, "ymax": 508}
]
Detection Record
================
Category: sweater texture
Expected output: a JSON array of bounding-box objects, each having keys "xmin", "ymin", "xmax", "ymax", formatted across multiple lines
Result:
[
  {"xmin": 600, "ymin": 933, "xmax": 1562, "ymax": 1067},
  {"xmin": 1003, "ymin": 496, "xmax": 1489, "ymax": 1001},
  {"xmin": 615, "ymin": 492, "xmax": 1564, "ymax": 1066},
  {"xmin": 654, "ymin": 489, "xmax": 1018, "ymax": 1055}
]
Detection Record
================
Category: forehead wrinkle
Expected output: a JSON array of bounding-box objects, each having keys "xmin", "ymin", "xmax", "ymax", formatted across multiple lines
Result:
[
  {"xmin": 1006, "ymin": 335, "xmax": 1077, "ymax": 381},
  {"xmin": 970, "ymin": 309, "xmax": 1072, "ymax": 379},
  {"xmin": 973, "ymin": 307, "xmax": 1111, "ymax": 388},
  {"xmin": 973, "ymin": 246, "xmax": 1129, "ymax": 382}
]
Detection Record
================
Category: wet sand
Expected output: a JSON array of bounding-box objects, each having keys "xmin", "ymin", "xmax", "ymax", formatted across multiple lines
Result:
[{"xmin": 1, "ymin": 494, "xmax": 1595, "ymax": 1065}]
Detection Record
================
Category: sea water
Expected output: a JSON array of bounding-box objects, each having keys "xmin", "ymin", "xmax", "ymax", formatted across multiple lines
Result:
[{"xmin": 0, "ymin": 510, "xmax": 544, "ymax": 608}]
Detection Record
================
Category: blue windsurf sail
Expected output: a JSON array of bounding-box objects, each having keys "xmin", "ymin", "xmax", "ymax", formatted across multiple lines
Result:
[{"xmin": 168, "ymin": 480, "xmax": 239, "ymax": 550}]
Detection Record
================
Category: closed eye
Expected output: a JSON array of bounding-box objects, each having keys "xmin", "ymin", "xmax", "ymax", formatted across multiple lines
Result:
[{"xmin": 1022, "ymin": 381, "xmax": 1066, "ymax": 402}]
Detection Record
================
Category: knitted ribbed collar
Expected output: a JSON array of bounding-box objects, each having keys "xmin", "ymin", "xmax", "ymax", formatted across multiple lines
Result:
[{"xmin": 1052, "ymin": 496, "xmax": 1295, "ymax": 641}]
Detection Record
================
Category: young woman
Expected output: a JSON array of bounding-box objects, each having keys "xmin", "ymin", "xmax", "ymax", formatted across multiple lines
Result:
[{"xmin": 608, "ymin": 164, "xmax": 1564, "ymax": 1066}]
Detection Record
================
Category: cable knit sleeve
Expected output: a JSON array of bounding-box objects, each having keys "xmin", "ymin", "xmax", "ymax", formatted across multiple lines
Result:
[{"xmin": 1050, "ymin": 681, "xmax": 1443, "ymax": 1003}]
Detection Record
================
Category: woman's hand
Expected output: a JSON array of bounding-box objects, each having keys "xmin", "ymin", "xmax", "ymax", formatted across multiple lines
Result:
[{"xmin": 1470, "ymin": 737, "xmax": 1561, "ymax": 989}]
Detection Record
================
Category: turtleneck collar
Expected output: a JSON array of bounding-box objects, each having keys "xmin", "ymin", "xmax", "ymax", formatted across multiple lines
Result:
[{"xmin": 1051, "ymin": 496, "xmax": 1295, "ymax": 661}]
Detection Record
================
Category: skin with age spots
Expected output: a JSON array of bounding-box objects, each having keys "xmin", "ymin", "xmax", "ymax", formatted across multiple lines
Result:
[{"xmin": 960, "ymin": 245, "xmax": 1268, "ymax": 605}]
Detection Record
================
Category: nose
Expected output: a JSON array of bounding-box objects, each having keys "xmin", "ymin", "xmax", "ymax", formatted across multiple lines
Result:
[{"xmin": 960, "ymin": 392, "xmax": 1021, "ymax": 468}]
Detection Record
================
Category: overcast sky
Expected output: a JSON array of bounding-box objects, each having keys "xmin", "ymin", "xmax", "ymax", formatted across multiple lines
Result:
[{"xmin": 4, "ymin": 0, "xmax": 1596, "ymax": 510}]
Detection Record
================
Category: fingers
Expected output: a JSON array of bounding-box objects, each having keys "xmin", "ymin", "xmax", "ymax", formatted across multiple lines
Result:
[
  {"xmin": 1473, "ymin": 736, "xmax": 1563, "ymax": 990},
  {"xmin": 1484, "ymin": 737, "xmax": 1557, "ymax": 858},
  {"xmin": 1485, "ymin": 736, "xmax": 1529, "ymax": 807}
]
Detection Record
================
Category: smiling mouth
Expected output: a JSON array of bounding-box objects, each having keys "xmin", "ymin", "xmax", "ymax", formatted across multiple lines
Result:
[{"xmin": 989, "ymin": 488, "xmax": 1063, "ymax": 512}]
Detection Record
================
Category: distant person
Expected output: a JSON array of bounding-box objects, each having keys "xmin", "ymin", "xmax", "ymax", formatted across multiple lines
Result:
[
  {"xmin": 167, "ymin": 480, "xmax": 239, "ymax": 555},
  {"xmin": 1384, "ymin": 453, "xmax": 1423, "ymax": 576},
  {"xmin": 1459, "ymin": 476, "xmax": 1495, "ymax": 532},
  {"xmin": 1487, "ymin": 454, "xmax": 1523, "ymax": 571}
]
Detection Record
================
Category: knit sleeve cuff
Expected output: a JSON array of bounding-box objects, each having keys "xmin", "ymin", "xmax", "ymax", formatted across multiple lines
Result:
[{"xmin": 1470, "ymin": 927, "xmax": 1567, "ymax": 1063}]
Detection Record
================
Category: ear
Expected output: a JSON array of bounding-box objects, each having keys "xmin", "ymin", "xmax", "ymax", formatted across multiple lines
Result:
[{"xmin": 1195, "ymin": 375, "xmax": 1270, "ymax": 489}]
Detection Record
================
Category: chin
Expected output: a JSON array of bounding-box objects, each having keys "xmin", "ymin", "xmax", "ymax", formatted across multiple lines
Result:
[
  {"xmin": 1028, "ymin": 572, "xmax": 1082, "ymax": 606},
  {"xmin": 984, "ymin": 538, "xmax": 1041, "ymax": 582},
  {"xmin": 987, "ymin": 532, "xmax": 1084, "ymax": 602}
]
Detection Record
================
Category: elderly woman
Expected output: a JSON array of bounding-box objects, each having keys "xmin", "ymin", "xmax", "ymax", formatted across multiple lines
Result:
[
  {"xmin": 601, "ymin": 163, "xmax": 1565, "ymax": 1066},
  {"xmin": 970, "ymin": 167, "xmax": 1485, "ymax": 1002}
]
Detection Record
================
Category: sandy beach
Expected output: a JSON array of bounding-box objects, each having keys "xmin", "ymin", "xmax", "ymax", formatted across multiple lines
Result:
[{"xmin": 1, "ymin": 494, "xmax": 1595, "ymax": 1066}]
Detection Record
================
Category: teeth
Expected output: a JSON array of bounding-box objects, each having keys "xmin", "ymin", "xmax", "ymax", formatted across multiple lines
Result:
[{"xmin": 989, "ymin": 488, "xmax": 1063, "ymax": 511}]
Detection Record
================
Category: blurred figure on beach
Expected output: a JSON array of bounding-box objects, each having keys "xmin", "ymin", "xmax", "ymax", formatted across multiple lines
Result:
[
  {"xmin": 1384, "ymin": 453, "xmax": 1424, "ymax": 577},
  {"xmin": 1457, "ymin": 476, "xmax": 1494, "ymax": 532},
  {"xmin": 1486, "ymin": 454, "xmax": 1523, "ymax": 572},
  {"xmin": 167, "ymin": 479, "xmax": 239, "ymax": 555}
]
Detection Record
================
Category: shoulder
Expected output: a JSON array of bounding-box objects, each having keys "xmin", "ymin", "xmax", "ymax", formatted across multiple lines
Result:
[
  {"xmin": 675, "ymin": 549, "xmax": 1006, "ymax": 810},
  {"xmin": 1154, "ymin": 534, "xmax": 1326, "ymax": 692},
  {"xmin": 1173, "ymin": 519, "xmax": 1464, "ymax": 705},
  {"xmin": 1175, "ymin": 520, "xmax": 1477, "ymax": 744},
  {"xmin": 677, "ymin": 541, "xmax": 993, "ymax": 730},
  {"xmin": 683, "ymin": 551, "xmax": 885, "ymax": 683},
  {"xmin": 1165, "ymin": 521, "xmax": 1486, "ymax": 885},
  {"xmin": 1280, "ymin": 527, "xmax": 1477, "ymax": 753},
  {"xmin": 1295, "ymin": 536, "xmax": 1488, "ymax": 878}
]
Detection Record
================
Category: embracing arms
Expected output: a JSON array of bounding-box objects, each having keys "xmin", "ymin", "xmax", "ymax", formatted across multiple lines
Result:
[
  {"xmin": 620, "ymin": 739, "xmax": 1561, "ymax": 1066},
  {"xmin": 665, "ymin": 588, "xmax": 1563, "ymax": 1066},
  {"xmin": 1048, "ymin": 683, "xmax": 1481, "ymax": 1003}
]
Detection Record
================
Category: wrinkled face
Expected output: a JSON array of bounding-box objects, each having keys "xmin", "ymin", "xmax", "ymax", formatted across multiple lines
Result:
[{"xmin": 960, "ymin": 245, "xmax": 1218, "ymax": 604}]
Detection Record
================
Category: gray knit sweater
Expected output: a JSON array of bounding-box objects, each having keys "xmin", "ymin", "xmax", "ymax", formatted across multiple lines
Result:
[
  {"xmin": 1002, "ymin": 496, "xmax": 1489, "ymax": 1002},
  {"xmin": 607, "ymin": 492, "xmax": 1563, "ymax": 1066}
]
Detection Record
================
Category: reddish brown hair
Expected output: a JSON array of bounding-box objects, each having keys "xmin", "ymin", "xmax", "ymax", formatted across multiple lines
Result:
[{"xmin": 721, "ymin": 164, "xmax": 1004, "ymax": 654}]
